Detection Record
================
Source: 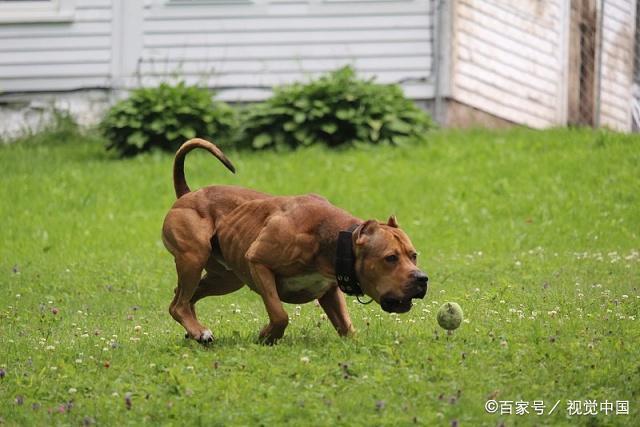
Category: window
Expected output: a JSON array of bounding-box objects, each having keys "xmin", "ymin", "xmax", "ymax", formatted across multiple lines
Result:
[{"xmin": 0, "ymin": 0, "xmax": 75, "ymax": 24}]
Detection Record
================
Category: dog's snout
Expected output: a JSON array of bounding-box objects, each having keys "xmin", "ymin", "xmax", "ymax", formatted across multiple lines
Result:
[{"xmin": 412, "ymin": 270, "xmax": 429, "ymax": 285}]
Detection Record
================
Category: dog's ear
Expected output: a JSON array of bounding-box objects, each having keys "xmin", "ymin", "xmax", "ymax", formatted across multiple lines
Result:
[
  {"xmin": 355, "ymin": 220, "xmax": 380, "ymax": 245},
  {"xmin": 387, "ymin": 215, "xmax": 399, "ymax": 228}
]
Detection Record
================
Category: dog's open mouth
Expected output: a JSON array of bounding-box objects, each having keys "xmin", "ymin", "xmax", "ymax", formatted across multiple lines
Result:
[
  {"xmin": 380, "ymin": 287, "xmax": 427, "ymax": 313},
  {"xmin": 381, "ymin": 298, "xmax": 413, "ymax": 313}
]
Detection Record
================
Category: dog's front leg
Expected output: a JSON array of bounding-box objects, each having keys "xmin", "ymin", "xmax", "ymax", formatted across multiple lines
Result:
[
  {"xmin": 248, "ymin": 263, "xmax": 289, "ymax": 345},
  {"xmin": 318, "ymin": 285, "xmax": 356, "ymax": 337}
]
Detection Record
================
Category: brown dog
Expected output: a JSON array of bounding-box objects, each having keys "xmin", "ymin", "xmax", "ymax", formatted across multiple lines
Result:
[{"xmin": 162, "ymin": 139, "xmax": 428, "ymax": 344}]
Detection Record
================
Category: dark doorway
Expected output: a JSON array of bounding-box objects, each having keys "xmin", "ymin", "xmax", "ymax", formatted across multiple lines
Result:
[{"xmin": 568, "ymin": 0, "xmax": 597, "ymax": 126}]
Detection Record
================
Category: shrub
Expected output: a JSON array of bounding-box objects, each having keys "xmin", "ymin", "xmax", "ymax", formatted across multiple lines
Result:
[
  {"xmin": 237, "ymin": 66, "xmax": 433, "ymax": 150},
  {"xmin": 100, "ymin": 82, "xmax": 236, "ymax": 156}
]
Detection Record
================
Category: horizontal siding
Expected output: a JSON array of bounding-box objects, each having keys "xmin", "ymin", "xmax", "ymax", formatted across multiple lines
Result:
[
  {"xmin": 456, "ymin": 32, "xmax": 558, "ymax": 88},
  {"xmin": 145, "ymin": 28, "xmax": 432, "ymax": 48},
  {"xmin": 599, "ymin": 0, "xmax": 635, "ymax": 131},
  {"xmin": 455, "ymin": 61, "xmax": 557, "ymax": 113},
  {"xmin": 0, "ymin": 21, "xmax": 111, "ymax": 38},
  {"xmin": 0, "ymin": 63, "xmax": 109, "ymax": 79},
  {"xmin": 0, "ymin": 50, "xmax": 110, "ymax": 66},
  {"xmin": 140, "ymin": 69, "xmax": 431, "ymax": 90},
  {"xmin": 0, "ymin": 36, "xmax": 110, "ymax": 52},
  {"xmin": 457, "ymin": 0, "xmax": 560, "ymax": 44},
  {"xmin": 143, "ymin": 41, "xmax": 431, "ymax": 61},
  {"xmin": 140, "ymin": 56, "xmax": 431, "ymax": 76},
  {"xmin": 455, "ymin": 73, "xmax": 554, "ymax": 128},
  {"xmin": 452, "ymin": 0, "xmax": 564, "ymax": 128},
  {"xmin": 0, "ymin": 77, "xmax": 111, "ymax": 93},
  {"xmin": 143, "ymin": 14, "xmax": 431, "ymax": 33},
  {"xmin": 0, "ymin": 0, "xmax": 112, "ymax": 92},
  {"xmin": 140, "ymin": 1, "xmax": 435, "ymax": 101}
]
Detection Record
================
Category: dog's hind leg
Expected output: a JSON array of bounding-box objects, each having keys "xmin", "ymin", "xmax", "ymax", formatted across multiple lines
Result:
[
  {"xmin": 189, "ymin": 265, "xmax": 244, "ymax": 320},
  {"xmin": 170, "ymin": 254, "xmax": 214, "ymax": 343},
  {"xmin": 163, "ymin": 209, "xmax": 215, "ymax": 343}
]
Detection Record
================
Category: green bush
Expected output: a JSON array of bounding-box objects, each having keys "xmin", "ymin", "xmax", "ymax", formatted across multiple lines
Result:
[
  {"xmin": 238, "ymin": 66, "xmax": 433, "ymax": 150},
  {"xmin": 100, "ymin": 82, "xmax": 236, "ymax": 156}
]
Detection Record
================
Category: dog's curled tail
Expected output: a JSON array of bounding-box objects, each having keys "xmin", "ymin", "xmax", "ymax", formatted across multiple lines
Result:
[{"xmin": 173, "ymin": 138, "xmax": 236, "ymax": 199}]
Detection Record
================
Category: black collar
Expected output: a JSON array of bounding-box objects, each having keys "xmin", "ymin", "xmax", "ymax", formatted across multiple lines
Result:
[{"xmin": 335, "ymin": 224, "xmax": 363, "ymax": 296}]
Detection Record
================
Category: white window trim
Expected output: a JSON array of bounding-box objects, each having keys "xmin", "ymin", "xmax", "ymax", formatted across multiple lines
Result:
[{"xmin": 0, "ymin": 0, "xmax": 75, "ymax": 24}]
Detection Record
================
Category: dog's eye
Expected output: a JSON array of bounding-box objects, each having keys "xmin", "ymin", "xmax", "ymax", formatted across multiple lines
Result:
[
  {"xmin": 385, "ymin": 254, "xmax": 399, "ymax": 263},
  {"xmin": 410, "ymin": 253, "xmax": 418, "ymax": 262}
]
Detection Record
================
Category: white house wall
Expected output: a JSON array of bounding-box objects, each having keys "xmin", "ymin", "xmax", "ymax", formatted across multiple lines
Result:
[
  {"xmin": 138, "ymin": 0, "xmax": 436, "ymax": 101},
  {"xmin": 450, "ymin": 0, "xmax": 566, "ymax": 128},
  {"xmin": 0, "ymin": 0, "xmax": 637, "ymax": 134},
  {"xmin": 599, "ymin": 0, "xmax": 636, "ymax": 131},
  {"xmin": 0, "ymin": 0, "xmax": 113, "ymax": 93}
]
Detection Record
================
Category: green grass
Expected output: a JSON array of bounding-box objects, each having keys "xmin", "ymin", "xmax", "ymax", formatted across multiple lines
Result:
[{"xmin": 1, "ymin": 128, "xmax": 639, "ymax": 426}]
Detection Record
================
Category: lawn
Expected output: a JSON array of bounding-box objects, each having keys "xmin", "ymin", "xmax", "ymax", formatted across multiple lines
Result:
[{"xmin": 0, "ymin": 128, "xmax": 639, "ymax": 426}]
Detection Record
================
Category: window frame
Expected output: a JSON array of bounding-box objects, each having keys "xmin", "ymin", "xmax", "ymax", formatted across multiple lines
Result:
[{"xmin": 0, "ymin": 0, "xmax": 75, "ymax": 24}]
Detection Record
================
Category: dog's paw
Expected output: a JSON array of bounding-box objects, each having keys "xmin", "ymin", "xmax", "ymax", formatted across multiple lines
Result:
[
  {"xmin": 258, "ymin": 326, "xmax": 283, "ymax": 346},
  {"xmin": 197, "ymin": 329, "xmax": 214, "ymax": 344},
  {"xmin": 258, "ymin": 335, "xmax": 278, "ymax": 346},
  {"xmin": 184, "ymin": 329, "xmax": 214, "ymax": 344}
]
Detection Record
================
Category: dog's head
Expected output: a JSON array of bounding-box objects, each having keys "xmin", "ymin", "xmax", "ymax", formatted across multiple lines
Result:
[{"xmin": 354, "ymin": 216, "xmax": 428, "ymax": 313}]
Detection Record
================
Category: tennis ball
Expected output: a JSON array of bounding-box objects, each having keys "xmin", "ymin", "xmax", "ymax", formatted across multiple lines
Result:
[{"xmin": 437, "ymin": 302, "xmax": 463, "ymax": 330}]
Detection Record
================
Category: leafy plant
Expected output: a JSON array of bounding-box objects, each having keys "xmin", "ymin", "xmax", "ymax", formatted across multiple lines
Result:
[
  {"xmin": 237, "ymin": 66, "xmax": 433, "ymax": 150},
  {"xmin": 100, "ymin": 82, "xmax": 236, "ymax": 156}
]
